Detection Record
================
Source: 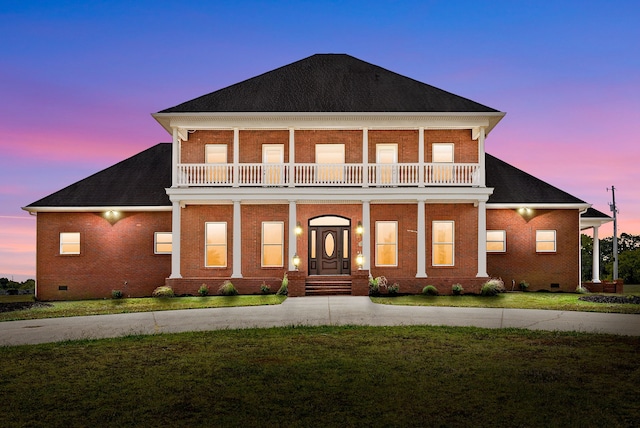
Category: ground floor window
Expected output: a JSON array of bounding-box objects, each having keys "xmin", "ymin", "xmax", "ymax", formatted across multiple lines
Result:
[
  {"xmin": 154, "ymin": 232, "xmax": 172, "ymax": 254},
  {"xmin": 262, "ymin": 221, "xmax": 284, "ymax": 267},
  {"xmin": 432, "ymin": 221, "xmax": 454, "ymax": 266},
  {"xmin": 536, "ymin": 230, "xmax": 556, "ymax": 252},
  {"xmin": 487, "ymin": 230, "xmax": 506, "ymax": 252},
  {"xmin": 60, "ymin": 232, "xmax": 80, "ymax": 255},
  {"xmin": 205, "ymin": 222, "xmax": 227, "ymax": 267},
  {"xmin": 375, "ymin": 221, "xmax": 397, "ymax": 266}
]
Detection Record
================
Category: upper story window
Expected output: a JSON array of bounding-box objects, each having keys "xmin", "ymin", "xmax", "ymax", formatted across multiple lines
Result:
[
  {"xmin": 432, "ymin": 221, "xmax": 454, "ymax": 266},
  {"xmin": 376, "ymin": 144, "xmax": 398, "ymax": 184},
  {"xmin": 60, "ymin": 232, "xmax": 80, "ymax": 255},
  {"xmin": 263, "ymin": 144, "xmax": 285, "ymax": 185},
  {"xmin": 487, "ymin": 230, "xmax": 506, "ymax": 252},
  {"xmin": 432, "ymin": 143, "xmax": 454, "ymax": 163},
  {"xmin": 154, "ymin": 232, "xmax": 172, "ymax": 254},
  {"xmin": 205, "ymin": 144, "xmax": 227, "ymax": 163},
  {"xmin": 316, "ymin": 144, "xmax": 345, "ymax": 181},
  {"xmin": 205, "ymin": 222, "xmax": 227, "ymax": 267},
  {"xmin": 536, "ymin": 230, "xmax": 556, "ymax": 252}
]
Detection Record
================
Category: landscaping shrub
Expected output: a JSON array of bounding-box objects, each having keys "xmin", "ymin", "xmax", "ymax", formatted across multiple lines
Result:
[
  {"xmin": 198, "ymin": 284, "xmax": 209, "ymax": 297},
  {"xmin": 481, "ymin": 278, "xmax": 505, "ymax": 296},
  {"xmin": 519, "ymin": 280, "xmax": 529, "ymax": 291},
  {"xmin": 260, "ymin": 282, "xmax": 271, "ymax": 294},
  {"xmin": 111, "ymin": 290, "xmax": 123, "ymax": 299},
  {"xmin": 387, "ymin": 283, "xmax": 400, "ymax": 295},
  {"xmin": 368, "ymin": 276, "xmax": 380, "ymax": 296},
  {"xmin": 422, "ymin": 285, "xmax": 438, "ymax": 296},
  {"xmin": 152, "ymin": 286, "xmax": 175, "ymax": 298},
  {"xmin": 276, "ymin": 274, "xmax": 288, "ymax": 296},
  {"xmin": 452, "ymin": 283, "xmax": 463, "ymax": 295},
  {"xmin": 218, "ymin": 280, "xmax": 238, "ymax": 296}
]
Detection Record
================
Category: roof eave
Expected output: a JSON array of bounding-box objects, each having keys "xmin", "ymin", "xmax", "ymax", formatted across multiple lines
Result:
[{"xmin": 22, "ymin": 206, "xmax": 172, "ymax": 213}]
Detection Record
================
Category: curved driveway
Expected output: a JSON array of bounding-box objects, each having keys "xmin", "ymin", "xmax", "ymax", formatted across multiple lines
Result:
[{"xmin": 1, "ymin": 296, "xmax": 639, "ymax": 346}]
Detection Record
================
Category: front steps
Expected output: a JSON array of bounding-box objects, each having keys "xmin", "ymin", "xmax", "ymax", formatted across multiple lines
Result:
[{"xmin": 305, "ymin": 276, "xmax": 352, "ymax": 295}]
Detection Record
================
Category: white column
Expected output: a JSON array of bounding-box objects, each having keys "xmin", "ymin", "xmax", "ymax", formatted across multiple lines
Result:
[
  {"xmin": 416, "ymin": 199, "xmax": 427, "ymax": 277},
  {"xmin": 169, "ymin": 201, "xmax": 182, "ymax": 278},
  {"xmin": 362, "ymin": 128, "xmax": 369, "ymax": 187},
  {"xmin": 418, "ymin": 127, "xmax": 425, "ymax": 187},
  {"xmin": 172, "ymin": 128, "xmax": 179, "ymax": 186},
  {"xmin": 362, "ymin": 200, "xmax": 371, "ymax": 270},
  {"xmin": 233, "ymin": 128, "xmax": 239, "ymax": 187},
  {"xmin": 476, "ymin": 200, "xmax": 488, "ymax": 277},
  {"xmin": 478, "ymin": 127, "xmax": 486, "ymax": 187},
  {"xmin": 288, "ymin": 200, "xmax": 297, "ymax": 270},
  {"xmin": 289, "ymin": 128, "xmax": 295, "ymax": 187},
  {"xmin": 231, "ymin": 200, "xmax": 242, "ymax": 278},
  {"xmin": 592, "ymin": 226, "xmax": 601, "ymax": 283}
]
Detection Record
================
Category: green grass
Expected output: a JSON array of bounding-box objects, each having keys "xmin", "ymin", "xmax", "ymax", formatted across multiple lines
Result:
[
  {"xmin": 0, "ymin": 295, "xmax": 286, "ymax": 322},
  {"xmin": 0, "ymin": 325, "xmax": 638, "ymax": 427},
  {"xmin": 373, "ymin": 292, "xmax": 640, "ymax": 314}
]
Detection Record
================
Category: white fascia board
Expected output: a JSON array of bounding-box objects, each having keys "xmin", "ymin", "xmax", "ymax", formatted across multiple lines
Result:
[
  {"xmin": 152, "ymin": 112, "xmax": 506, "ymax": 135},
  {"xmin": 487, "ymin": 203, "xmax": 592, "ymax": 210},
  {"xmin": 21, "ymin": 206, "xmax": 172, "ymax": 213},
  {"xmin": 166, "ymin": 186, "xmax": 493, "ymax": 204},
  {"xmin": 580, "ymin": 217, "xmax": 613, "ymax": 230}
]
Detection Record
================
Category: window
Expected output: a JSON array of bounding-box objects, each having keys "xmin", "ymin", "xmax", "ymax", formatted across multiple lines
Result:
[
  {"xmin": 432, "ymin": 143, "xmax": 454, "ymax": 182},
  {"xmin": 262, "ymin": 144, "xmax": 285, "ymax": 185},
  {"xmin": 60, "ymin": 232, "xmax": 80, "ymax": 255},
  {"xmin": 376, "ymin": 143, "xmax": 398, "ymax": 184},
  {"xmin": 205, "ymin": 144, "xmax": 228, "ymax": 183},
  {"xmin": 205, "ymin": 222, "xmax": 227, "ymax": 267},
  {"xmin": 486, "ymin": 230, "xmax": 506, "ymax": 252},
  {"xmin": 154, "ymin": 232, "xmax": 172, "ymax": 254},
  {"xmin": 262, "ymin": 222, "xmax": 284, "ymax": 267},
  {"xmin": 536, "ymin": 230, "xmax": 556, "ymax": 252},
  {"xmin": 375, "ymin": 221, "xmax": 397, "ymax": 266},
  {"xmin": 432, "ymin": 221, "xmax": 454, "ymax": 266},
  {"xmin": 316, "ymin": 144, "xmax": 345, "ymax": 182}
]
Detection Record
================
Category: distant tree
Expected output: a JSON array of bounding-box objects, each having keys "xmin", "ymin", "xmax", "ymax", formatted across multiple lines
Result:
[{"xmin": 617, "ymin": 249, "xmax": 640, "ymax": 284}]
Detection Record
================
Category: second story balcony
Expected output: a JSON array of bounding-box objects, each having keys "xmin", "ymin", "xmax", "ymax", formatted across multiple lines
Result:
[{"xmin": 176, "ymin": 163, "xmax": 481, "ymax": 187}]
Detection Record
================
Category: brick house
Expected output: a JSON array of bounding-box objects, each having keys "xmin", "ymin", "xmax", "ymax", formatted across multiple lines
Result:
[{"xmin": 24, "ymin": 54, "xmax": 604, "ymax": 300}]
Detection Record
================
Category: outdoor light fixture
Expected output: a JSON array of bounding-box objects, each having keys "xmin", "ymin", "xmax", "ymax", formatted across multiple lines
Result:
[
  {"xmin": 293, "ymin": 253, "xmax": 300, "ymax": 270},
  {"xmin": 295, "ymin": 221, "xmax": 303, "ymax": 236},
  {"xmin": 356, "ymin": 221, "xmax": 363, "ymax": 235},
  {"xmin": 356, "ymin": 252, "xmax": 364, "ymax": 269}
]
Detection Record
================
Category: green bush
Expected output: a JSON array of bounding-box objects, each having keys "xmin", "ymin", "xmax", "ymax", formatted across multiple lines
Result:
[
  {"xmin": 198, "ymin": 284, "xmax": 209, "ymax": 297},
  {"xmin": 519, "ymin": 280, "xmax": 529, "ymax": 291},
  {"xmin": 368, "ymin": 276, "xmax": 380, "ymax": 296},
  {"xmin": 276, "ymin": 274, "xmax": 288, "ymax": 296},
  {"xmin": 452, "ymin": 283, "xmax": 463, "ymax": 295},
  {"xmin": 152, "ymin": 286, "xmax": 175, "ymax": 298},
  {"xmin": 260, "ymin": 282, "xmax": 271, "ymax": 294},
  {"xmin": 111, "ymin": 290, "xmax": 123, "ymax": 299},
  {"xmin": 481, "ymin": 278, "xmax": 505, "ymax": 296},
  {"xmin": 422, "ymin": 285, "xmax": 438, "ymax": 296},
  {"xmin": 387, "ymin": 283, "xmax": 400, "ymax": 295},
  {"xmin": 218, "ymin": 280, "xmax": 238, "ymax": 296}
]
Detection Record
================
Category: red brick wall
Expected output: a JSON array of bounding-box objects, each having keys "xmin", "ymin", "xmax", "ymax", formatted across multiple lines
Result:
[
  {"xmin": 36, "ymin": 211, "xmax": 171, "ymax": 300},
  {"xmin": 425, "ymin": 129, "xmax": 477, "ymax": 163},
  {"xmin": 239, "ymin": 130, "xmax": 289, "ymax": 163},
  {"xmin": 370, "ymin": 203, "xmax": 418, "ymax": 278},
  {"xmin": 368, "ymin": 130, "xmax": 419, "ymax": 162},
  {"xmin": 294, "ymin": 130, "xmax": 363, "ymax": 163},
  {"xmin": 487, "ymin": 209, "xmax": 580, "ymax": 291},
  {"xmin": 240, "ymin": 204, "xmax": 289, "ymax": 277},
  {"xmin": 181, "ymin": 130, "xmax": 234, "ymax": 163}
]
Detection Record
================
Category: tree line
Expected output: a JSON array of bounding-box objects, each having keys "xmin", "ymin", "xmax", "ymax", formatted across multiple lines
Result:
[
  {"xmin": 0, "ymin": 278, "xmax": 35, "ymax": 290},
  {"xmin": 581, "ymin": 233, "xmax": 640, "ymax": 283}
]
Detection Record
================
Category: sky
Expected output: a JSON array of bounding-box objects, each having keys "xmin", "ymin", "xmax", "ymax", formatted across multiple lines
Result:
[{"xmin": 1, "ymin": 0, "xmax": 639, "ymax": 281}]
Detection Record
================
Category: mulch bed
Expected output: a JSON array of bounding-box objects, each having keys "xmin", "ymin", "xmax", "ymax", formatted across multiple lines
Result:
[
  {"xmin": 0, "ymin": 302, "xmax": 53, "ymax": 313},
  {"xmin": 579, "ymin": 295, "xmax": 640, "ymax": 305}
]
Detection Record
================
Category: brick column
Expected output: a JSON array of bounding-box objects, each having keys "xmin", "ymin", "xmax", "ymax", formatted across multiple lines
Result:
[{"xmin": 287, "ymin": 270, "xmax": 306, "ymax": 297}]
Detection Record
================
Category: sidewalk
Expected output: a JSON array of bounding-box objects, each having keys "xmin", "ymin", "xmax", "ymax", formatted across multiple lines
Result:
[{"xmin": 1, "ymin": 296, "xmax": 639, "ymax": 346}]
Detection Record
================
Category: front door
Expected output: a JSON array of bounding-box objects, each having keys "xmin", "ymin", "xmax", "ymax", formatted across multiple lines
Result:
[{"xmin": 309, "ymin": 223, "xmax": 351, "ymax": 275}]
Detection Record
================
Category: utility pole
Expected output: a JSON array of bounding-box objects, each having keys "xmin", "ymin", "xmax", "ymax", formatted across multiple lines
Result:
[{"xmin": 608, "ymin": 186, "xmax": 619, "ymax": 280}]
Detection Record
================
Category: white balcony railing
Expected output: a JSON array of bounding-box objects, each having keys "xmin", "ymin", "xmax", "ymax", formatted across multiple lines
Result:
[{"xmin": 176, "ymin": 163, "xmax": 480, "ymax": 187}]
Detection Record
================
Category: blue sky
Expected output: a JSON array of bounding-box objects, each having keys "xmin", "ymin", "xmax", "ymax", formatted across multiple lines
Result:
[{"xmin": 1, "ymin": 0, "xmax": 638, "ymax": 279}]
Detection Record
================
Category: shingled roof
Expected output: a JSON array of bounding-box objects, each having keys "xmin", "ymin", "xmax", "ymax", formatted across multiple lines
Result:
[
  {"xmin": 159, "ymin": 54, "xmax": 499, "ymax": 114},
  {"xmin": 25, "ymin": 146, "xmax": 586, "ymax": 209},
  {"xmin": 486, "ymin": 154, "xmax": 586, "ymax": 204},
  {"xmin": 25, "ymin": 143, "xmax": 172, "ymax": 208}
]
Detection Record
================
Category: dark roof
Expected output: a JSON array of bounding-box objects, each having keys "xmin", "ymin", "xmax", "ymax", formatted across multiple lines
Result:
[
  {"xmin": 581, "ymin": 207, "xmax": 611, "ymax": 219},
  {"xmin": 486, "ymin": 153, "xmax": 586, "ymax": 204},
  {"xmin": 159, "ymin": 54, "xmax": 499, "ymax": 114},
  {"xmin": 26, "ymin": 143, "xmax": 172, "ymax": 208}
]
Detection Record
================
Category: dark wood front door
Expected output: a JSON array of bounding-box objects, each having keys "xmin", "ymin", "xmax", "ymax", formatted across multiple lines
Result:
[{"xmin": 309, "ymin": 226, "xmax": 350, "ymax": 275}]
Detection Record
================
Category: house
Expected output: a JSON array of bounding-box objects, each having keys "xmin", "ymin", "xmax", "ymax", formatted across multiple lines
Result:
[{"xmin": 24, "ymin": 54, "xmax": 606, "ymax": 300}]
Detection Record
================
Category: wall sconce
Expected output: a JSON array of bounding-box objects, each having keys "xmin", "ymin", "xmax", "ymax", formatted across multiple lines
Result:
[
  {"xmin": 356, "ymin": 221, "xmax": 363, "ymax": 235},
  {"xmin": 293, "ymin": 253, "xmax": 300, "ymax": 270},
  {"xmin": 295, "ymin": 221, "xmax": 303, "ymax": 236},
  {"xmin": 356, "ymin": 252, "xmax": 364, "ymax": 270}
]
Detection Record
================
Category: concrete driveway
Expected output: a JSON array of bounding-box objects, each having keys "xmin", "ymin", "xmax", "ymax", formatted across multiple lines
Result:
[{"xmin": 1, "ymin": 296, "xmax": 639, "ymax": 346}]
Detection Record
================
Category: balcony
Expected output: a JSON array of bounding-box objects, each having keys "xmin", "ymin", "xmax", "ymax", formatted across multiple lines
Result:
[{"xmin": 176, "ymin": 163, "xmax": 480, "ymax": 187}]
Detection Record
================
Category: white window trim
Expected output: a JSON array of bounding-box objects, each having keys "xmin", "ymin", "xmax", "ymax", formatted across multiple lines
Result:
[
  {"xmin": 432, "ymin": 143, "xmax": 454, "ymax": 163},
  {"xmin": 432, "ymin": 221, "xmax": 455, "ymax": 266},
  {"xmin": 375, "ymin": 221, "xmax": 398, "ymax": 267},
  {"xmin": 60, "ymin": 232, "xmax": 80, "ymax": 255},
  {"xmin": 486, "ymin": 230, "xmax": 506, "ymax": 253},
  {"xmin": 205, "ymin": 222, "xmax": 227, "ymax": 268},
  {"xmin": 205, "ymin": 144, "xmax": 228, "ymax": 163},
  {"xmin": 261, "ymin": 221, "xmax": 284, "ymax": 268},
  {"xmin": 154, "ymin": 232, "xmax": 172, "ymax": 255},
  {"xmin": 536, "ymin": 230, "xmax": 557, "ymax": 253}
]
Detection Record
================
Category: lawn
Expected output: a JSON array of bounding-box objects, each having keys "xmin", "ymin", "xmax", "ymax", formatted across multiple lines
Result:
[
  {"xmin": 0, "ymin": 294, "xmax": 286, "ymax": 322},
  {"xmin": 0, "ymin": 325, "xmax": 638, "ymax": 427}
]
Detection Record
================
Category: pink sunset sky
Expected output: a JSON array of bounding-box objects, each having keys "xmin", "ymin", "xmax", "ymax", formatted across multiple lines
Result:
[{"xmin": 1, "ymin": 0, "xmax": 639, "ymax": 281}]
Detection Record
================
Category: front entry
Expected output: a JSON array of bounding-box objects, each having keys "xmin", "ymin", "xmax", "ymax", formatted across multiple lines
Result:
[{"xmin": 308, "ymin": 216, "xmax": 351, "ymax": 275}]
